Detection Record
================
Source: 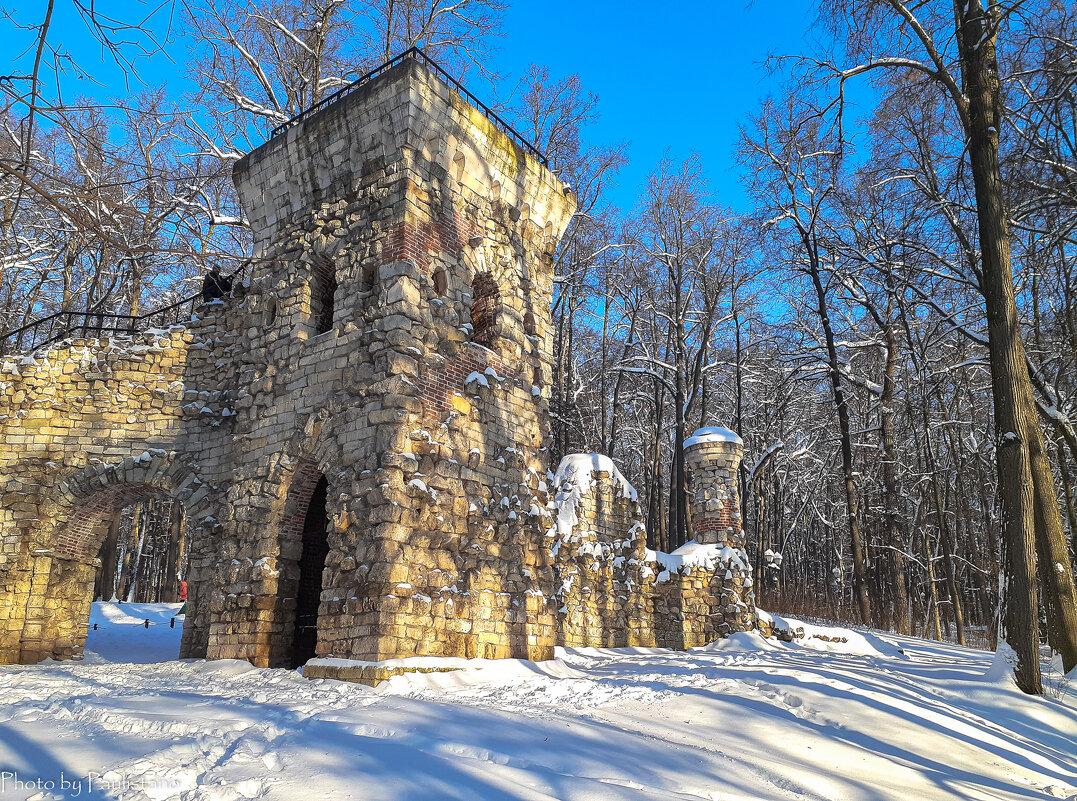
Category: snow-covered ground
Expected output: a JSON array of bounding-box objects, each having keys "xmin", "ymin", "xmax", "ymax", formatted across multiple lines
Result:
[{"xmin": 0, "ymin": 603, "xmax": 1075, "ymax": 801}]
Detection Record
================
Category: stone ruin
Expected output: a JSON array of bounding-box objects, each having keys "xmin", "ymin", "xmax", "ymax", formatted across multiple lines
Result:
[{"xmin": 0, "ymin": 52, "xmax": 755, "ymax": 676}]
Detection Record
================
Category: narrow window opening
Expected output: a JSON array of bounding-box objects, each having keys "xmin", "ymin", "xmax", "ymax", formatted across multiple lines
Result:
[
  {"xmin": 452, "ymin": 151, "xmax": 466, "ymax": 182},
  {"xmin": 263, "ymin": 297, "xmax": 277, "ymax": 328},
  {"xmin": 310, "ymin": 254, "xmax": 337, "ymax": 334},
  {"xmin": 523, "ymin": 311, "xmax": 537, "ymax": 336},
  {"xmin": 433, "ymin": 267, "xmax": 448, "ymax": 297},
  {"xmin": 360, "ymin": 261, "xmax": 377, "ymax": 293},
  {"xmin": 471, "ymin": 273, "xmax": 501, "ymax": 348}
]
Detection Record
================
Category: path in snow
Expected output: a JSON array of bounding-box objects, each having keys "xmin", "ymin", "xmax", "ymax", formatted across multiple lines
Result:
[{"xmin": 0, "ymin": 603, "xmax": 1074, "ymax": 801}]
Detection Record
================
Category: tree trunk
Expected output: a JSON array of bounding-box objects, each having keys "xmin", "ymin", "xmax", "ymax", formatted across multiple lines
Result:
[
  {"xmin": 957, "ymin": 0, "xmax": 1077, "ymax": 690},
  {"xmin": 804, "ymin": 233, "xmax": 872, "ymax": 626},
  {"xmin": 879, "ymin": 307, "xmax": 911, "ymax": 634}
]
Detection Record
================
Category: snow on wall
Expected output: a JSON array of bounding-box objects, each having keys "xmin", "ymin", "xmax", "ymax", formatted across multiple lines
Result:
[{"xmin": 546, "ymin": 451, "xmax": 754, "ymax": 648}]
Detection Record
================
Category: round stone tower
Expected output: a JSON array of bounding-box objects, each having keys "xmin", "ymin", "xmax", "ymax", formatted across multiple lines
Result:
[
  {"xmin": 684, "ymin": 426, "xmax": 744, "ymax": 548},
  {"xmin": 684, "ymin": 426, "xmax": 754, "ymax": 635}
]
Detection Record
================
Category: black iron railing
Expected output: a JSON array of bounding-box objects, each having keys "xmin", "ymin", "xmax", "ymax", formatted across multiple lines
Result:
[
  {"xmin": 0, "ymin": 266, "xmax": 247, "ymax": 357},
  {"xmin": 0, "ymin": 294, "xmax": 200, "ymax": 356},
  {"xmin": 270, "ymin": 46, "xmax": 548, "ymax": 167}
]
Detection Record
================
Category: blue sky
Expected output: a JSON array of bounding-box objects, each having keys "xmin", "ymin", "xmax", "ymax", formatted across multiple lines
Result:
[
  {"xmin": 34, "ymin": 0, "xmax": 816, "ymax": 213},
  {"xmin": 497, "ymin": 0, "xmax": 816, "ymax": 211}
]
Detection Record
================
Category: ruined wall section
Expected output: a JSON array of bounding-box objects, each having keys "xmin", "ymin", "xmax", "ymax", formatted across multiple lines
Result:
[
  {"xmin": 548, "ymin": 455, "xmax": 657, "ymax": 647},
  {"xmin": 0, "ymin": 307, "xmax": 239, "ymax": 664},
  {"xmin": 549, "ymin": 437, "xmax": 756, "ymax": 651},
  {"xmin": 227, "ymin": 56, "xmax": 575, "ymax": 666}
]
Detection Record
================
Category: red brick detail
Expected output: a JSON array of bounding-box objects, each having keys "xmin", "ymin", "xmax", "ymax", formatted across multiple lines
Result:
[
  {"xmin": 693, "ymin": 511, "xmax": 742, "ymax": 539},
  {"xmin": 280, "ymin": 457, "xmax": 326, "ymax": 547},
  {"xmin": 417, "ymin": 345, "xmax": 517, "ymax": 422},
  {"xmin": 382, "ymin": 216, "xmax": 482, "ymax": 269},
  {"xmin": 56, "ymin": 485, "xmax": 169, "ymax": 560}
]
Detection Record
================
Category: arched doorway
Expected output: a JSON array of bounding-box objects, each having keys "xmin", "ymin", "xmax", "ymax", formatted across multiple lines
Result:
[
  {"xmin": 290, "ymin": 475, "xmax": 329, "ymax": 668},
  {"xmin": 18, "ymin": 483, "xmax": 188, "ymax": 663},
  {"xmin": 94, "ymin": 497, "xmax": 186, "ymax": 603}
]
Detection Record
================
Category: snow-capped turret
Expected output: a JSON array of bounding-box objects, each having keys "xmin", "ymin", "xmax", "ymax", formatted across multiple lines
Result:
[{"xmin": 684, "ymin": 426, "xmax": 744, "ymax": 548}]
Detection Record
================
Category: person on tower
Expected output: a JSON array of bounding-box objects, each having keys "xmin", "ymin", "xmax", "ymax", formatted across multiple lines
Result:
[{"xmin": 201, "ymin": 266, "xmax": 234, "ymax": 303}]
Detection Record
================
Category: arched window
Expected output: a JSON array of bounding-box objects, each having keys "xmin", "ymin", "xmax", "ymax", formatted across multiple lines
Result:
[
  {"xmin": 471, "ymin": 273, "xmax": 501, "ymax": 348},
  {"xmin": 263, "ymin": 297, "xmax": 278, "ymax": 328},
  {"xmin": 310, "ymin": 254, "xmax": 336, "ymax": 334},
  {"xmin": 432, "ymin": 267, "xmax": 448, "ymax": 297}
]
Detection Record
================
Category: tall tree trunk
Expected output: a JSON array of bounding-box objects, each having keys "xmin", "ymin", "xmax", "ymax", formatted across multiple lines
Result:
[
  {"xmin": 804, "ymin": 233, "xmax": 872, "ymax": 626},
  {"xmin": 921, "ymin": 391, "xmax": 966, "ymax": 646},
  {"xmin": 1055, "ymin": 439, "xmax": 1077, "ymax": 555},
  {"xmin": 879, "ymin": 305, "xmax": 911, "ymax": 634},
  {"xmin": 668, "ymin": 261, "xmax": 689, "ymax": 550},
  {"xmin": 957, "ymin": 0, "xmax": 1077, "ymax": 688}
]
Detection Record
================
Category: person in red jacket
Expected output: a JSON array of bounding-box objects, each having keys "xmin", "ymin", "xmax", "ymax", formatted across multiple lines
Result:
[{"xmin": 177, "ymin": 580, "xmax": 187, "ymax": 615}]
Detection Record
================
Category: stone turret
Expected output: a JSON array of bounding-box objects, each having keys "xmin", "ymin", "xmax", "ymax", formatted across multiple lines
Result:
[
  {"xmin": 684, "ymin": 426, "xmax": 745, "ymax": 547},
  {"xmin": 205, "ymin": 51, "xmax": 576, "ymax": 668},
  {"xmin": 684, "ymin": 426, "xmax": 754, "ymax": 633}
]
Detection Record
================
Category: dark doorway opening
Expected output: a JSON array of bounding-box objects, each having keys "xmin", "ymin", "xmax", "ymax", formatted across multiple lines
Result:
[
  {"xmin": 310, "ymin": 255, "xmax": 337, "ymax": 334},
  {"xmin": 290, "ymin": 475, "xmax": 329, "ymax": 668}
]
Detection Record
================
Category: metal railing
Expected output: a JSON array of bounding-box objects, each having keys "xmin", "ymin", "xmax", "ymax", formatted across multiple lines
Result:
[
  {"xmin": 0, "ymin": 294, "xmax": 200, "ymax": 356},
  {"xmin": 270, "ymin": 46, "xmax": 549, "ymax": 167},
  {"xmin": 0, "ymin": 265, "xmax": 247, "ymax": 357}
]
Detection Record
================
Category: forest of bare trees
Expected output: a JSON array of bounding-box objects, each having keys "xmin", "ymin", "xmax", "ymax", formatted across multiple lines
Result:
[{"xmin": 4, "ymin": 0, "xmax": 1077, "ymax": 694}]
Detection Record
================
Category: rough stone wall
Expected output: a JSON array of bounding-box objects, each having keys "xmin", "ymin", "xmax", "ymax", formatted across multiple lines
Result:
[
  {"xmin": 0, "ymin": 307, "xmax": 238, "ymax": 663},
  {"xmin": 215, "ymin": 55, "xmax": 574, "ymax": 666},
  {"xmin": 549, "ymin": 438, "xmax": 754, "ymax": 652}
]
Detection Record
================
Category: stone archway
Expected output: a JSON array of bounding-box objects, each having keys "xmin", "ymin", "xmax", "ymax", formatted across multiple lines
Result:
[
  {"xmin": 0, "ymin": 453, "xmax": 214, "ymax": 664},
  {"xmin": 199, "ymin": 401, "xmax": 343, "ymax": 670},
  {"xmin": 287, "ymin": 469, "xmax": 330, "ymax": 668}
]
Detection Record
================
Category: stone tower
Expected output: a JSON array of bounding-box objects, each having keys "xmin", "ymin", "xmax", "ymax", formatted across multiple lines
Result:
[
  {"xmin": 683, "ymin": 426, "xmax": 754, "ymax": 634},
  {"xmin": 184, "ymin": 52, "xmax": 577, "ymax": 667},
  {"xmin": 1, "ymin": 51, "xmax": 756, "ymax": 672}
]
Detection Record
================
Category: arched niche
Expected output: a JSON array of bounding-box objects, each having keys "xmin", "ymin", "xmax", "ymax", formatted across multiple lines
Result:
[
  {"xmin": 471, "ymin": 272, "xmax": 502, "ymax": 348},
  {"xmin": 309, "ymin": 252, "xmax": 337, "ymax": 335}
]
